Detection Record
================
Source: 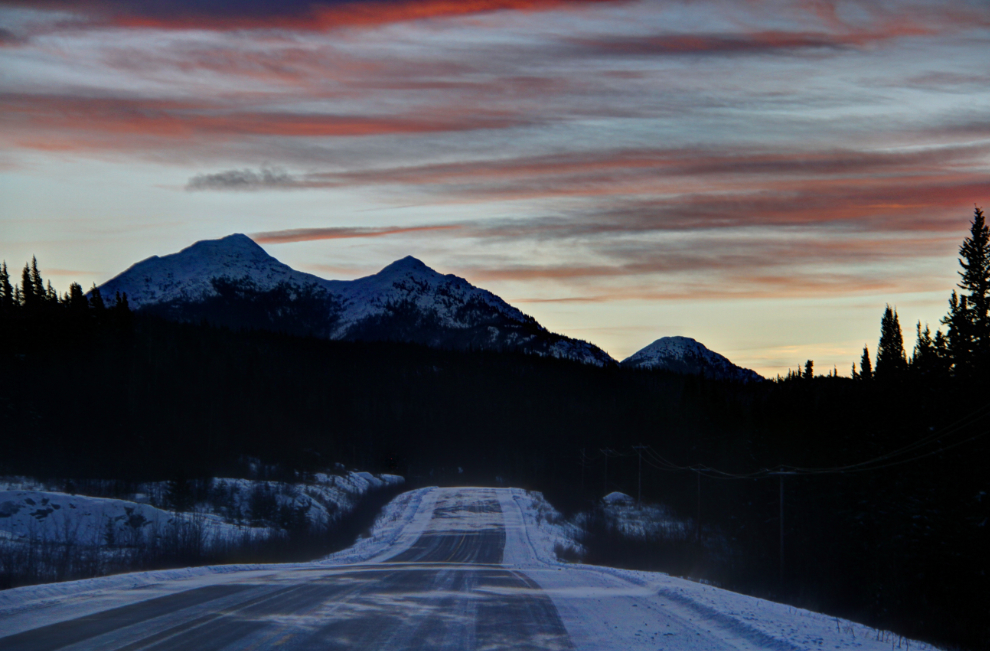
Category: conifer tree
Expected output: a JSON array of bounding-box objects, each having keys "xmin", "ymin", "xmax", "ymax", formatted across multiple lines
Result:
[
  {"xmin": 851, "ymin": 363, "xmax": 859, "ymax": 379},
  {"xmin": 859, "ymin": 345, "xmax": 873, "ymax": 381},
  {"xmin": 876, "ymin": 305, "xmax": 907, "ymax": 380},
  {"xmin": 804, "ymin": 360, "xmax": 814, "ymax": 379},
  {"xmin": 20, "ymin": 263, "xmax": 34, "ymax": 309},
  {"xmin": 957, "ymin": 207, "xmax": 990, "ymax": 349},
  {"xmin": 0, "ymin": 262, "xmax": 12, "ymax": 312},
  {"xmin": 89, "ymin": 284, "xmax": 106, "ymax": 311},
  {"xmin": 911, "ymin": 322, "xmax": 943, "ymax": 378},
  {"xmin": 941, "ymin": 207, "xmax": 990, "ymax": 376},
  {"xmin": 942, "ymin": 290, "xmax": 971, "ymax": 374},
  {"xmin": 30, "ymin": 257, "xmax": 44, "ymax": 304},
  {"xmin": 67, "ymin": 283, "xmax": 87, "ymax": 312}
]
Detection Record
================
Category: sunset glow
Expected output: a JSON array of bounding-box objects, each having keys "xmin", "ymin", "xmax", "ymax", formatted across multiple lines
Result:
[{"xmin": 2, "ymin": 0, "xmax": 988, "ymax": 375}]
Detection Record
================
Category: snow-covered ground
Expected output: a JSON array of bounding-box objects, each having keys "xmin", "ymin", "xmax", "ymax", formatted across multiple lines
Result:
[
  {"xmin": 0, "ymin": 486, "xmax": 939, "ymax": 651},
  {"xmin": 0, "ymin": 485, "xmax": 433, "ymax": 634},
  {"xmin": 596, "ymin": 491, "xmax": 689, "ymax": 538},
  {"xmin": 0, "ymin": 471, "xmax": 403, "ymax": 549},
  {"xmin": 505, "ymin": 488, "xmax": 936, "ymax": 651},
  {"xmin": 0, "ymin": 490, "xmax": 250, "ymax": 547}
]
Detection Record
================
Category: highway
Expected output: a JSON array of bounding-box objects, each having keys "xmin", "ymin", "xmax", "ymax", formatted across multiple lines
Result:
[
  {"xmin": 0, "ymin": 489, "xmax": 573, "ymax": 650},
  {"xmin": 0, "ymin": 487, "xmax": 900, "ymax": 651}
]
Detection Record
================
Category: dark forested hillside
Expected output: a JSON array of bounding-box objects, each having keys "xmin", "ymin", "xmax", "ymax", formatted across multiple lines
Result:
[{"xmin": 1, "ymin": 308, "xmax": 987, "ymax": 649}]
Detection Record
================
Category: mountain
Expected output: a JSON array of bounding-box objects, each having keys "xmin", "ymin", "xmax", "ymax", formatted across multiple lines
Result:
[
  {"xmin": 620, "ymin": 336, "xmax": 762, "ymax": 382},
  {"xmin": 97, "ymin": 234, "xmax": 614, "ymax": 366}
]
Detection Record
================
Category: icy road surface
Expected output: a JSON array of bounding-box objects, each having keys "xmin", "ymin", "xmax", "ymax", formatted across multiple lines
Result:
[{"xmin": 0, "ymin": 487, "xmax": 933, "ymax": 651}]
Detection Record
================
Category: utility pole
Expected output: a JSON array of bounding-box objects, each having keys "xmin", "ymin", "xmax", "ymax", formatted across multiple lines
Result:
[
  {"xmin": 769, "ymin": 470, "xmax": 797, "ymax": 590},
  {"xmin": 600, "ymin": 449, "xmax": 610, "ymax": 495},
  {"xmin": 632, "ymin": 446, "xmax": 647, "ymax": 505},
  {"xmin": 695, "ymin": 469, "xmax": 701, "ymax": 543},
  {"xmin": 580, "ymin": 448, "xmax": 586, "ymax": 492}
]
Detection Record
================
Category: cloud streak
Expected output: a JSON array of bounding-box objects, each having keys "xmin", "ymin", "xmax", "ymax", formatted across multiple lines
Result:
[
  {"xmin": 187, "ymin": 145, "xmax": 990, "ymax": 236},
  {"xmin": 0, "ymin": 93, "xmax": 531, "ymax": 152},
  {"xmin": 251, "ymin": 224, "xmax": 463, "ymax": 243},
  {"xmin": 0, "ymin": 0, "xmax": 624, "ymax": 31}
]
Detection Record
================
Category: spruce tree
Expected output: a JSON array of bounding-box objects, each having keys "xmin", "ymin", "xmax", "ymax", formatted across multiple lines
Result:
[
  {"xmin": 942, "ymin": 290, "xmax": 971, "ymax": 374},
  {"xmin": 942, "ymin": 206, "xmax": 990, "ymax": 376},
  {"xmin": 20, "ymin": 263, "xmax": 34, "ymax": 309},
  {"xmin": 911, "ymin": 322, "xmax": 942, "ymax": 378},
  {"xmin": 30, "ymin": 257, "xmax": 44, "ymax": 304},
  {"xmin": 89, "ymin": 284, "xmax": 106, "ymax": 311},
  {"xmin": 0, "ymin": 262, "xmax": 12, "ymax": 312},
  {"xmin": 958, "ymin": 207, "xmax": 990, "ymax": 346},
  {"xmin": 876, "ymin": 305, "xmax": 907, "ymax": 380},
  {"xmin": 67, "ymin": 283, "xmax": 87, "ymax": 312},
  {"xmin": 804, "ymin": 360, "xmax": 814, "ymax": 380},
  {"xmin": 859, "ymin": 346, "xmax": 873, "ymax": 381},
  {"xmin": 933, "ymin": 330, "xmax": 951, "ymax": 378}
]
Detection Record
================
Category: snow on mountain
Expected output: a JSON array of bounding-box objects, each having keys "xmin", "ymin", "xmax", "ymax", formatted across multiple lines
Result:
[
  {"xmin": 621, "ymin": 336, "xmax": 762, "ymax": 382},
  {"xmin": 97, "ymin": 234, "xmax": 330, "ymax": 309},
  {"xmin": 96, "ymin": 234, "xmax": 614, "ymax": 366},
  {"xmin": 325, "ymin": 255, "xmax": 532, "ymax": 337}
]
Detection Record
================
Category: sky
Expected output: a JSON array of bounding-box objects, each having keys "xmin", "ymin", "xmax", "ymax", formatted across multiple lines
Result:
[{"xmin": 1, "ymin": 0, "xmax": 988, "ymax": 377}]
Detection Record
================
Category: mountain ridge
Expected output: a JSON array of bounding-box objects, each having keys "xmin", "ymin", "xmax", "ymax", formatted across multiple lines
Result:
[{"xmin": 97, "ymin": 234, "xmax": 614, "ymax": 366}]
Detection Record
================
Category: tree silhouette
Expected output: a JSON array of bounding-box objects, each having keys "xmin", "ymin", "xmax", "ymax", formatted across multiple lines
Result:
[
  {"xmin": 875, "ymin": 305, "xmax": 906, "ymax": 380},
  {"xmin": 20, "ymin": 263, "xmax": 34, "ymax": 309},
  {"xmin": 941, "ymin": 207, "xmax": 990, "ymax": 377},
  {"xmin": 67, "ymin": 283, "xmax": 87, "ymax": 312},
  {"xmin": 89, "ymin": 284, "xmax": 106, "ymax": 312},
  {"xmin": 859, "ymin": 345, "xmax": 873, "ymax": 381},
  {"xmin": 30, "ymin": 257, "xmax": 43, "ymax": 305},
  {"xmin": 0, "ymin": 262, "xmax": 12, "ymax": 313}
]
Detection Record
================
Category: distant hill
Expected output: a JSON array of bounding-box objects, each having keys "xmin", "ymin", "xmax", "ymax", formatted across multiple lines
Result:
[
  {"xmin": 96, "ymin": 234, "xmax": 614, "ymax": 366},
  {"xmin": 620, "ymin": 336, "xmax": 762, "ymax": 382}
]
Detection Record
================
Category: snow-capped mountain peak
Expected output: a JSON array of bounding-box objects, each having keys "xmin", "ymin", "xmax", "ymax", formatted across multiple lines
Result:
[
  {"xmin": 330, "ymin": 255, "xmax": 531, "ymax": 336},
  {"xmin": 377, "ymin": 255, "xmax": 432, "ymax": 276},
  {"xmin": 97, "ymin": 233, "xmax": 328, "ymax": 308},
  {"xmin": 621, "ymin": 336, "xmax": 762, "ymax": 382}
]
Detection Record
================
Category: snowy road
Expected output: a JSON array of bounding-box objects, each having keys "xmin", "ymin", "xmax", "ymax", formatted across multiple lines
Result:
[{"xmin": 0, "ymin": 488, "xmax": 928, "ymax": 651}]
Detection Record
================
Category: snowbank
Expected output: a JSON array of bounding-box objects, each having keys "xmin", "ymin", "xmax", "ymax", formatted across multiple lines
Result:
[
  {"xmin": 506, "ymin": 488, "xmax": 940, "ymax": 651},
  {"xmin": 0, "ymin": 486, "xmax": 435, "ymax": 633}
]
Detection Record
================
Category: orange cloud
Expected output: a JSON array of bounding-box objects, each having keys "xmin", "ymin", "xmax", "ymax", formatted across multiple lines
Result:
[
  {"xmin": 251, "ymin": 224, "xmax": 463, "ymax": 243},
  {"xmin": 0, "ymin": 93, "xmax": 531, "ymax": 152}
]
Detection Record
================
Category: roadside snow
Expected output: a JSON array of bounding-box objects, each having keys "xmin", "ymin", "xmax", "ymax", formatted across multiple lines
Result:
[
  {"xmin": 505, "ymin": 488, "xmax": 940, "ymax": 651},
  {"xmin": 0, "ymin": 486, "xmax": 435, "ymax": 636},
  {"xmin": 320, "ymin": 487, "xmax": 437, "ymax": 564},
  {"xmin": 596, "ymin": 495, "xmax": 690, "ymax": 538},
  {"xmin": 0, "ymin": 491, "xmax": 257, "ymax": 547},
  {"xmin": 0, "ymin": 471, "xmax": 403, "ymax": 550}
]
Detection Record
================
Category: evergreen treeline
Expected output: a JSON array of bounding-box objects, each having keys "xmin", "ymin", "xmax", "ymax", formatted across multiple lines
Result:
[
  {"xmin": 0, "ymin": 258, "xmax": 133, "ymax": 334},
  {"xmin": 0, "ymin": 210, "xmax": 988, "ymax": 650}
]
